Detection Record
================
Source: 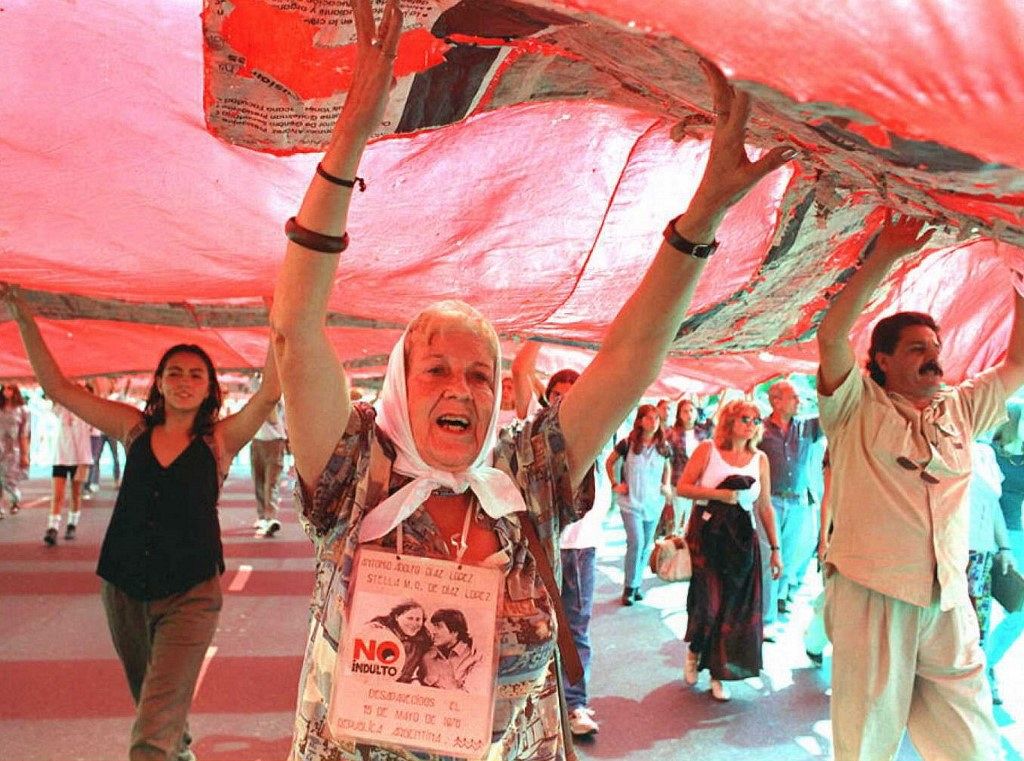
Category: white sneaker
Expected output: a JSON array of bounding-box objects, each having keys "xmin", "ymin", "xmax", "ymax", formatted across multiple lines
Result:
[
  {"xmin": 264, "ymin": 519, "xmax": 281, "ymax": 537},
  {"xmin": 710, "ymin": 679, "xmax": 731, "ymax": 702},
  {"xmin": 684, "ymin": 650, "xmax": 699, "ymax": 686},
  {"xmin": 568, "ymin": 707, "xmax": 599, "ymax": 736},
  {"xmin": 254, "ymin": 519, "xmax": 269, "ymax": 537},
  {"xmin": 252, "ymin": 518, "xmax": 263, "ymax": 529}
]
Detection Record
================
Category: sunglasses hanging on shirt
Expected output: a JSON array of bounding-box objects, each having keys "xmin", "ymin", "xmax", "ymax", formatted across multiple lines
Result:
[{"xmin": 895, "ymin": 456, "xmax": 940, "ymax": 485}]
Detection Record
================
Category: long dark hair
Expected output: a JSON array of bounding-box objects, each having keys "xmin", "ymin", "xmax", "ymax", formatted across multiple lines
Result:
[
  {"xmin": 430, "ymin": 608, "xmax": 473, "ymax": 650},
  {"xmin": 372, "ymin": 600, "xmax": 430, "ymax": 643},
  {"xmin": 627, "ymin": 404, "xmax": 670, "ymax": 456},
  {"xmin": 674, "ymin": 399, "xmax": 695, "ymax": 428},
  {"xmin": 0, "ymin": 384, "xmax": 26, "ymax": 409},
  {"xmin": 143, "ymin": 344, "xmax": 222, "ymax": 436}
]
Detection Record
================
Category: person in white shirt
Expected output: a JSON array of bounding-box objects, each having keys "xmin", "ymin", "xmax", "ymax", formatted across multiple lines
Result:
[
  {"xmin": 45, "ymin": 397, "xmax": 94, "ymax": 544},
  {"xmin": 251, "ymin": 397, "xmax": 288, "ymax": 537}
]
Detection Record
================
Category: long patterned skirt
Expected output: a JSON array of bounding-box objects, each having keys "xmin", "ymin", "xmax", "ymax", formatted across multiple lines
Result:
[{"xmin": 684, "ymin": 501, "xmax": 763, "ymax": 680}]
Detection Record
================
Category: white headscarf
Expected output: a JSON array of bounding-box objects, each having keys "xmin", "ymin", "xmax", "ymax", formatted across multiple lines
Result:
[{"xmin": 358, "ymin": 326, "xmax": 529, "ymax": 543}]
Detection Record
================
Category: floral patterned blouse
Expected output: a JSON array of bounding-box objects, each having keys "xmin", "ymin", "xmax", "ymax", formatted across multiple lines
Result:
[
  {"xmin": 289, "ymin": 402, "xmax": 593, "ymax": 761},
  {"xmin": 0, "ymin": 404, "xmax": 30, "ymax": 484}
]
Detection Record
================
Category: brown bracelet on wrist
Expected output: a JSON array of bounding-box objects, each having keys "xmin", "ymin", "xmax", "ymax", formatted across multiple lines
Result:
[{"xmin": 285, "ymin": 217, "xmax": 349, "ymax": 254}]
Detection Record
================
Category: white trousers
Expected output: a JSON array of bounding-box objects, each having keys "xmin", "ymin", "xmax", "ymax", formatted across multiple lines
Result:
[{"xmin": 824, "ymin": 571, "xmax": 1002, "ymax": 761}]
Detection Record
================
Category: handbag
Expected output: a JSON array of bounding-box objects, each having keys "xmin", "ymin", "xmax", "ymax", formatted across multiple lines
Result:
[
  {"xmin": 649, "ymin": 534, "xmax": 691, "ymax": 582},
  {"xmin": 992, "ymin": 566, "xmax": 1024, "ymax": 613},
  {"xmin": 656, "ymin": 501, "xmax": 676, "ymax": 538}
]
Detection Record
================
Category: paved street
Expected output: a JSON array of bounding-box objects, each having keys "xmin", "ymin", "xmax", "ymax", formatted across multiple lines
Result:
[{"xmin": 1, "ymin": 471, "xmax": 1021, "ymax": 761}]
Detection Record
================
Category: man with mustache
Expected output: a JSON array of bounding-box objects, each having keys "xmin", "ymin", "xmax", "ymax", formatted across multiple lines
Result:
[{"xmin": 815, "ymin": 214, "xmax": 1024, "ymax": 761}]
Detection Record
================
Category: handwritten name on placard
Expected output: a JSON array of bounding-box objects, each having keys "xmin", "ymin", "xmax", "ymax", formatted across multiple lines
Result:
[{"xmin": 359, "ymin": 555, "xmax": 495, "ymax": 601}]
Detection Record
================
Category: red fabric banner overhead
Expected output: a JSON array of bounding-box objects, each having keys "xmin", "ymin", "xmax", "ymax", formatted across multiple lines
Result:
[{"xmin": 1, "ymin": 0, "xmax": 1022, "ymax": 395}]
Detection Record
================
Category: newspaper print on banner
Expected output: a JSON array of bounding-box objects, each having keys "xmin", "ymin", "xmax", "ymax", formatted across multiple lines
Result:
[
  {"xmin": 330, "ymin": 546, "xmax": 504, "ymax": 759},
  {"xmin": 203, "ymin": 0, "xmax": 457, "ymax": 153},
  {"xmin": 201, "ymin": 0, "xmax": 573, "ymax": 153}
]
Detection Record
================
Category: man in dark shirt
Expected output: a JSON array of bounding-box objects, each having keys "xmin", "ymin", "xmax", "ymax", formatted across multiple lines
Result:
[{"xmin": 758, "ymin": 380, "xmax": 823, "ymax": 618}]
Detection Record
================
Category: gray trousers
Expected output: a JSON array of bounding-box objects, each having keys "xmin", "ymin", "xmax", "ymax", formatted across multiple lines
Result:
[
  {"xmin": 249, "ymin": 438, "xmax": 286, "ymax": 521},
  {"xmin": 101, "ymin": 576, "xmax": 222, "ymax": 761}
]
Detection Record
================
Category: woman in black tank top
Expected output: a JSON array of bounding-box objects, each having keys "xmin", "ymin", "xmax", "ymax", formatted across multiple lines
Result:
[{"xmin": 4, "ymin": 286, "xmax": 280, "ymax": 761}]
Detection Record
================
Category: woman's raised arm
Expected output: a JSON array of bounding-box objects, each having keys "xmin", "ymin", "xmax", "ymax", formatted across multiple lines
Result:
[
  {"xmin": 559, "ymin": 63, "xmax": 795, "ymax": 487},
  {"xmin": 216, "ymin": 343, "xmax": 282, "ymax": 459},
  {"xmin": 269, "ymin": 0, "xmax": 402, "ymax": 485},
  {"xmin": 2, "ymin": 285, "xmax": 142, "ymax": 441}
]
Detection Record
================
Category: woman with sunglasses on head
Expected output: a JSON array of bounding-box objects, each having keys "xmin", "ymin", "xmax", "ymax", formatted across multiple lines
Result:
[
  {"xmin": 2, "ymin": 285, "xmax": 280, "ymax": 761},
  {"xmin": 676, "ymin": 400, "xmax": 782, "ymax": 701}
]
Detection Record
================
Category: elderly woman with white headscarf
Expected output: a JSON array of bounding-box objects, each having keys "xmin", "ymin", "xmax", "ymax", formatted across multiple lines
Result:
[{"xmin": 270, "ymin": 2, "xmax": 795, "ymax": 759}]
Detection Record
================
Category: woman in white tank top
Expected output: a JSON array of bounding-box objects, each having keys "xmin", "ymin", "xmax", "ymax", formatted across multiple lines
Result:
[{"xmin": 675, "ymin": 400, "xmax": 782, "ymax": 701}]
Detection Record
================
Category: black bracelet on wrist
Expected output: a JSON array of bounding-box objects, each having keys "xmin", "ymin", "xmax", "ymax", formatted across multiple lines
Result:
[
  {"xmin": 316, "ymin": 162, "xmax": 366, "ymax": 191},
  {"xmin": 770, "ymin": 545, "xmax": 780, "ymax": 551},
  {"xmin": 663, "ymin": 215, "xmax": 719, "ymax": 258}
]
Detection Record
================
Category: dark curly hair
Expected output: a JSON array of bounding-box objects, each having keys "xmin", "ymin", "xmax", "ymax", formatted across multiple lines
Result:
[
  {"xmin": 542, "ymin": 369, "xmax": 580, "ymax": 406},
  {"xmin": 866, "ymin": 312, "xmax": 940, "ymax": 386},
  {"xmin": 430, "ymin": 608, "xmax": 473, "ymax": 649},
  {"xmin": 143, "ymin": 344, "xmax": 222, "ymax": 437}
]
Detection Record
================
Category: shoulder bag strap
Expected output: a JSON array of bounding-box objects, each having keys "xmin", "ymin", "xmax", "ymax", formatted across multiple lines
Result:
[
  {"xmin": 518, "ymin": 515, "xmax": 583, "ymax": 685},
  {"xmin": 519, "ymin": 515, "xmax": 581, "ymax": 761}
]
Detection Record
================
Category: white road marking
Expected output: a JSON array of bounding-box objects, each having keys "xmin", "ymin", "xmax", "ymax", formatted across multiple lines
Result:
[
  {"xmin": 228, "ymin": 564, "xmax": 253, "ymax": 592},
  {"xmin": 193, "ymin": 645, "xmax": 218, "ymax": 698}
]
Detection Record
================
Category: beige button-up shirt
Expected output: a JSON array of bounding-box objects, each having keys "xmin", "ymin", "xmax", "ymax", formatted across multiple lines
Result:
[{"xmin": 819, "ymin": 366, "xmax": 1007, "ymax": 609}]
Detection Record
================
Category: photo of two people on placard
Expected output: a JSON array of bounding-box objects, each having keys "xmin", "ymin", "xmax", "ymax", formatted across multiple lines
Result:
[{"xmin": 367, "ymin": 600, "xmax": 485, "ymax": 692}]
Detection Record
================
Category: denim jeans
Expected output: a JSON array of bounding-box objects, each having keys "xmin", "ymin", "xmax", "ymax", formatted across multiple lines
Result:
[
  {"xmin": 88, "ymin": 433, "xmax": 122, "ymax": 487},
  {"xmin": 88, "ymin": 435, "xmax": 103, "ymax": 488},
  {"xmin": 752, "ymin": 503, "xmax": 776, "ymax": 626},
  {"xmin": 620, "ymin": 507, "xmax": 657, "ymax": 589},
  {"xmin": 773, "ymin": 495, "xmax": 817, "ymax": 601},
  {"xmin": 560, "ymin": 547, "xmax": 596, "ymax": 710}
]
